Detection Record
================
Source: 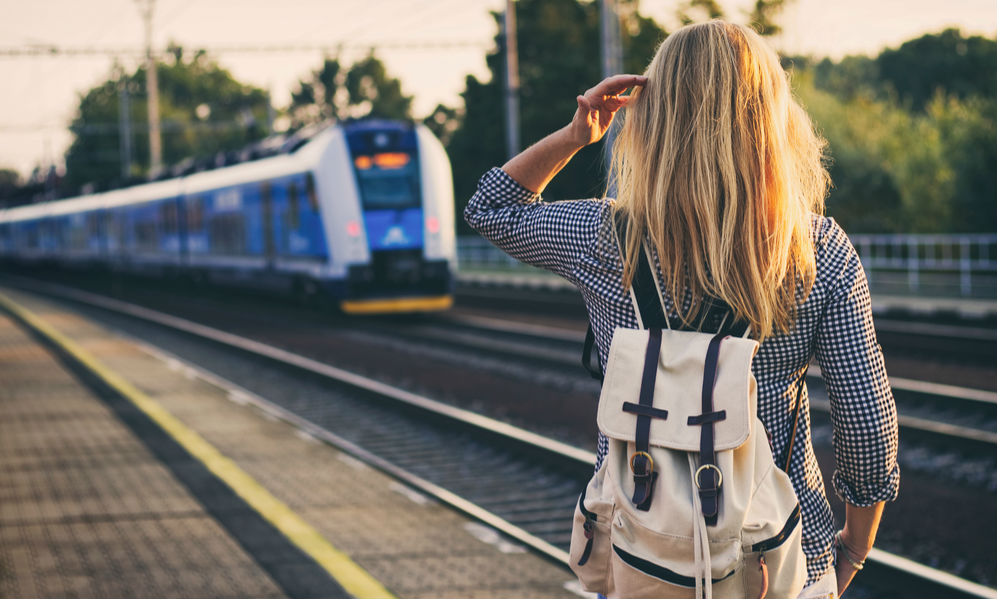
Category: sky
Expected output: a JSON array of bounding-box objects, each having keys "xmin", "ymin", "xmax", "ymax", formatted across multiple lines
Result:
[{"xmin": 0, "ymin": 0, "xmax": 996, "ymax": 179}]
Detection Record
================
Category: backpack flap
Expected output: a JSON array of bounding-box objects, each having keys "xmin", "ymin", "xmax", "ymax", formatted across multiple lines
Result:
[{"xmin": 597, "ymin": 328, "xmax": 759, "ymax": 451}]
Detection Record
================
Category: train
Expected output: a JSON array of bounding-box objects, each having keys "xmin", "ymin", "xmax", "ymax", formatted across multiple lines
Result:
[{"xmin": 0, "ymin": 120, "xmax": 457, "ymax": 313}]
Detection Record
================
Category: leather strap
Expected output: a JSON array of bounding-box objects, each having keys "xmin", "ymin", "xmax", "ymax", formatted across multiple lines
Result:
[
  {"xmin": 615, "ymin": 212, "xmax": 669, "ymax": 330},
  {"xmin": 581, "ymin": 326, "xmax": 603, "ymax": 381},
  {"xmin": 630, "ymin": 327, "xmax": 664, "ymax": 510},
  {"xmin": 783, "ymin": 366, "xmax": 809, "ymax": 473},
  {"xmin": 693, "ymin": 332, "xmax": 728, "ymax": 525}
]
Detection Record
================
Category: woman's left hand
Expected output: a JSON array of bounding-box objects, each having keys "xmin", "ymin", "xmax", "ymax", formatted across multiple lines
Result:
[{"xmin": 568, "ymin": 74, "xmax": 648, "ymax": 147}]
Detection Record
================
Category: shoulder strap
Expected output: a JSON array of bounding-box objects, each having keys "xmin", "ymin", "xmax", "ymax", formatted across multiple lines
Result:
[{"xmin": 614, "ymin": 211, "xmax": 668, "ymax": 330}]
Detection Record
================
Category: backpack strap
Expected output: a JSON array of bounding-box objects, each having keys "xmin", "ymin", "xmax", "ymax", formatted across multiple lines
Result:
[
  {"xmin": 581, "ymin": 326, "xmax": 603, "ymax": 381},
  {"xmin": 689, "ymin": 332, "xmax": 728, "ymax": 526},
  {"xmin": 615, "ymin": 211, "xmax": 669, "ymax": 330}
]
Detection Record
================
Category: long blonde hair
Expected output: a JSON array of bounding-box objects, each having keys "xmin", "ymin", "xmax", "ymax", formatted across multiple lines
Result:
[{"xmin": 611, "ymin": 21, "xmax": 829, "ymax": 339}]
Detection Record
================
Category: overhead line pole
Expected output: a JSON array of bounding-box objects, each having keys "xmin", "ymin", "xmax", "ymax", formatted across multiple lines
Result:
[
  {"xmin": 600, "ymin": 0, "xmax": 624, "ymax": 189},
  {"xmin": 503, "ymin": 0, "xmax": 520, "ymax": 160},
  {"xmin": 137, "ymin": 0, "xmax": 162, "ymax": 177},
  {"xmin": 118, "ymin": 69, "xmax": 133, "ymax": 179}
]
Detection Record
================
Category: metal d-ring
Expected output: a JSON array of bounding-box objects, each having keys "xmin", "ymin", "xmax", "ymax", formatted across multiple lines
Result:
[{"xmin": 694, "ymin": 464, "xmax": 723, "ymax": 488}]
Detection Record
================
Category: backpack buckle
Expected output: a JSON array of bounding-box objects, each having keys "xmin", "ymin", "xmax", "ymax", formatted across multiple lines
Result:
[
  {"xmin": 694, "ymin": 463, "xmax": 723, "ymax": 489},
  {"xmin": 629, "ymin": 451, "xmax": 654, "ymax": 475},
  {"xmin": 630, "ymin": 451, "xmax": 657, "ymax": 510}
]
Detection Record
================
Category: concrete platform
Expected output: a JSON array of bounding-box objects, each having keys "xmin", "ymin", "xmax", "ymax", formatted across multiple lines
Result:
[{"xmin": 0, "ymin": 286, "xmax": 578, "ymax": 599}]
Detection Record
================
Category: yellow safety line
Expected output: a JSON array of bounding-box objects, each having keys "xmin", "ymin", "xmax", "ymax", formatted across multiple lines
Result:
[
  {"xmin": 0, "ymin": 291, "xmax": 394, "ymax": 600},
  {"xmin": 341, "ymin": 295, "xmax": 453, "ymax": 314}
]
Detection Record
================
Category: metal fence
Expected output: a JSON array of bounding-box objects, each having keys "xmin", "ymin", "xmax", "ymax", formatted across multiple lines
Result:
[{"xmin": 457, "ymin": 234, "xmax": 998, "ymax": 299}]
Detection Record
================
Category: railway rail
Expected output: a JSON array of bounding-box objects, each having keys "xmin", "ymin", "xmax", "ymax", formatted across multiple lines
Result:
[{"xmin": 2, "ymin": 275, "xmax": 994, "ymax": 598}]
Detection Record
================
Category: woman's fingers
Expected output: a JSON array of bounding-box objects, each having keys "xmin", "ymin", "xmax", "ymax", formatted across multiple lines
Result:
[
  {"xmin": 582, "ymin": 74, "xmax": 647, "ymax": 112},
  {"xmin": 585, "ymin": 74, "xmax": 647, "ymax": 101}
]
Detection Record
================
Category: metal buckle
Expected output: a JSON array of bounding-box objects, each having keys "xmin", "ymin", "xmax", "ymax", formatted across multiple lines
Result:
[
  {"xmin": 629, "ymin": 451, "xmax": 654, "ymax": 475},
  {"xmin": 694, "ymin": 464, "xmax": 723, "ymax": 489}
]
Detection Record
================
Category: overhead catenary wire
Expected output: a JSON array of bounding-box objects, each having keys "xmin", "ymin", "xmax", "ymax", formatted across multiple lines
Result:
[{"xmin": 0, "ymin": 40, "xmax": 495, "ymax": 59}]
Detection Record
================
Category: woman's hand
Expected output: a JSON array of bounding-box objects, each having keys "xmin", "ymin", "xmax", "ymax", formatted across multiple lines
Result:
[
  {"xmin": 568, "ymin": 74, "xmax": 648, "ymax": 147},
  {"xmin": 500, "ymin": 74, "xmax": 646, "ymax": 194}
]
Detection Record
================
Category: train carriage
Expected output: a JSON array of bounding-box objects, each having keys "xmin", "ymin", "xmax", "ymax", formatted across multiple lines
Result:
[{"xmin": 0, "ymin": 120, "xmax": 456, "ymax": 313}]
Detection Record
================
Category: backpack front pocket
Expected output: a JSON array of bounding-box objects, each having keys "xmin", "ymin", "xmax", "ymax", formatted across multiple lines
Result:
[{"xmin": 607, "ymin": 507, "xmax": 744, "ymax": 599}]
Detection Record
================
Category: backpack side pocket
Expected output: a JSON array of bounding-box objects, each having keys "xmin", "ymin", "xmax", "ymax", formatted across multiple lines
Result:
[{"xmin": 569, "ymin": 471, "xmax": 614, "ymax": 594}]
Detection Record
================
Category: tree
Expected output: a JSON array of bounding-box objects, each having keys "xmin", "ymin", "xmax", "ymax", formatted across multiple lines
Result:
[
  {"xmin": 445, "ymin": 0, "xmax": 667, "ymax": 230},
  {"xmin": 802, "ymin": 30, "xmax": 996, "ymax": 110},
  {"xmin": 876, "ymin": 29, "xmax": 996, "ymax": 109},
  {"xmin": 444, "ymin": 0, "xmax": 792, "ymax": 231},
  {"xmin": 288, "ymin": 52, "xmax": 412, "ymax": 129},
  {"xmin": 788, "ymin": 30, "xmax": 996, "ymax": 233},
  {"xmin": 63, "ymin": 47, "xmax": 271, "ymax": 194},
  {"xmin": 676, "ymin": 0, "xmax": 789, "ymax": 35},
  {"xmin": 0, "ymin": 168, "xmax": 19, "ymax": 207}
]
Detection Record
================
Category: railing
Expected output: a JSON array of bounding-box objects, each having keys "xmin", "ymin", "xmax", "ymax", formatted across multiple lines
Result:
[{"xmin": 457, "ymin": 234, "xmax": 998, "ymax": 299}]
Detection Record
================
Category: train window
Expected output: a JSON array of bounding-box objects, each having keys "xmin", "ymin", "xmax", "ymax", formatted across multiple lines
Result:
[
  {"xmin": 69, "ymin": 215, "xmax": 86, "ymax": 250},
  {"xmin": 287, "ymin": 180, "xmax": 300, "ymax": 229},
  {"xmin": 260, "ymin": 181, "xmax": 272, "ymax": 210},
  {"xmin": 135, "ymin": 217, "xmax": 158, "ymax": 252},
  {"xmin": 209, "ymin": 213, "xmax": 246, "ymax": 255},
  {"xmin": 87, "ymin": 213, "xmax": 99, "ymax": 237},
  {"xmin": 305, "ymin": 173, "xmax": 319, "ymax": 212},
  {"xmin": 187, "ymin": 197, "xmax": 204, "ymax": 231},
  {"xmin": 161, "ymin": 202, "xmax": 178, "ymax": 234}
]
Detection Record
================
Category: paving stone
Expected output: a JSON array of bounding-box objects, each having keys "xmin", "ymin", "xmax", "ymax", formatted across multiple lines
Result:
[{"xmin": 0, "ymin": 286, "xmax": 578, "ymax": 598}]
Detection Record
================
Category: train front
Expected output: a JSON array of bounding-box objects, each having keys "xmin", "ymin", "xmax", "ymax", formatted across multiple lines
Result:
[{"xmin": 328, "ymin": 120, "xmax": 456, "ymax": 313}]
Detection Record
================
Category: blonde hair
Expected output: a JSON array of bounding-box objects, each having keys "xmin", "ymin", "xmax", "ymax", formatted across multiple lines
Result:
[{"xmin": 611, "ymin": 21, "xmax": 829, "ymax": 339}]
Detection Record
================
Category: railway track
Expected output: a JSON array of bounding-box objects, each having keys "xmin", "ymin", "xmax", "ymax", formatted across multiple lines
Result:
[
  {"xmin": 455, "ymin": 279, "xmax": 998, "ymax": 366},
  {"xmin": 2, "ymin": 276, "xmax": 994, "ymax": 598},
  {"xmin": 387, "ymin": 312, "xmax": 998, "ymax": 456}
]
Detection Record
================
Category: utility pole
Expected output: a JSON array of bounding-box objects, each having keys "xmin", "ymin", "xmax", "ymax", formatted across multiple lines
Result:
[
  {"xmin": 503, "ymin": 0, "xmax": 520, "ymax": 160},
  {"xmin": 137, "ymin": 0, "xmax": 162, "ymax": 177},
  {"xmin": 118, "ymin": 69, "xmax": 133, "ymax": 180},
  {"xmin": 600, "ymin": 0, "xmax": 624, "ymax": 187}
]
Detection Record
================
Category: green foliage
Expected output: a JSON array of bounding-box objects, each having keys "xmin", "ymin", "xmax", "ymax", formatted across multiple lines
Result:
[
  {"xmin": 63, "ymin": 48, "xmax": 271, "ymax": 193},
  {"xmin": 288, "ymin": 52, "xmax": 412, "ymax": 128},
  {"xmin": 676, "ymin": 0, "xmax": 726, "ymax": 25},
  {"xmin": 877, "ymin": 29, "xmax": 996, "ymax": 109},
  {"xmin": 0, "ymin": 168, "xmax": 19, "ymax": 206},
  {"xmin": 445, "ymin": 0, "xmax": 667, "ymax": 231},
  {"xmin": 794, "ymin": 73, "xmax": 995, "ymax": 233},
  {"xmin": 806, "ymin": 29, "xmax": 996, "ymax": 110},
  {"xmin": 676, "ymin": 0, "xmax": 788, "ymax": 35},
  {"xmin": 787, "ymin": 29, "xmax": 996, "ymax": 233}
]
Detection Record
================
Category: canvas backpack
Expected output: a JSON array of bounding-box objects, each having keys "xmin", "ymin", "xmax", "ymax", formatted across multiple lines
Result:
[{"xmin": 569, "ymin": 223, "xmax": 808, "ymax": 599}]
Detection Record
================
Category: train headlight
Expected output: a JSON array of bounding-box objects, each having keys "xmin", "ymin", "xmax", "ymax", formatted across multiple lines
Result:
[
  {"xmin": 346, "ymin": 221, "xmax": 362, "ymax": 237},
  {"xmin": 426, "ymin": 216, "xmax": 440, "ymax": 234}
]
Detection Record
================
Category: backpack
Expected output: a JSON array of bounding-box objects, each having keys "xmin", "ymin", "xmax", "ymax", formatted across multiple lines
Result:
[{"xmin": 569, "ymin": 221, "xmax": 808, "ymax": 599}]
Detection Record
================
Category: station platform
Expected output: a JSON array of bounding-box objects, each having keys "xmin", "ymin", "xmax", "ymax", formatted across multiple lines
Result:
[{"xmin": 0, "ymin": 286, "xmax": 578, "ymax": 598}]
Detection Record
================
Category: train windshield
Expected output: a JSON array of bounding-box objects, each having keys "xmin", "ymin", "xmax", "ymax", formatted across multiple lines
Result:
[{"xmin": 353, "ymin": 152, "xmax": 421, "ymax": 210}]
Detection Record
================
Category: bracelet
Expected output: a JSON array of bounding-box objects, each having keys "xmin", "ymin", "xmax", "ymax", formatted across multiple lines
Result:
[{"xmin": 835, "ymin": 531, "xmax": 866, "ymax": 571}]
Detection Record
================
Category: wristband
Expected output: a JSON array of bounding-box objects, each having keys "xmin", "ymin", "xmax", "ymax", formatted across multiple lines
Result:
[{"xmin": 835, "ymin": 531, "xmax": 866, "ymax": 571}]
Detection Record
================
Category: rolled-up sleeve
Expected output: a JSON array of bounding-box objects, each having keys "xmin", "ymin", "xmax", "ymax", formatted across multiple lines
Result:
[
  {"xmin": 815, "ymin": 224, "xmax": 900, "ymax": 506},
  {"xmin": 463, "ymin": 167, "xmax": 609, "ymax": 281}
]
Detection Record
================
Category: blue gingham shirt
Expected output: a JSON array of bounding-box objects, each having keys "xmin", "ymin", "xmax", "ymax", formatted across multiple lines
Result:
[{"xmin": 465, "ymin": 167, "xmax": 900, "ymax": 584}]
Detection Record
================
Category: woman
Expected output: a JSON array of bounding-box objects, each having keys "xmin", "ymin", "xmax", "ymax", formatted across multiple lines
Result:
[{"xmin": 464, "ymin": 21, "xmax": 899, "ymax": 598}]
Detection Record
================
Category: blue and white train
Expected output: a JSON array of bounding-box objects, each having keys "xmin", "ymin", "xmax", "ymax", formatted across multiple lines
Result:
[{"xmin": 0, "ymin": 120, "xmax": 456, "ymax": 313}]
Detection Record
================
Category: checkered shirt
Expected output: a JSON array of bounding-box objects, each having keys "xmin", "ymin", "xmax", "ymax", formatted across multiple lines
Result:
[{"xmin": 465, "ymin": 167, "xmax": 900, "ymax": 584}]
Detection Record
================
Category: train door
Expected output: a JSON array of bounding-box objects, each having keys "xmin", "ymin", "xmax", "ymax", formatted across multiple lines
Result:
[{"xmin": 261, "ymin": 181, "xmax": 275, "ymax": 269}]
